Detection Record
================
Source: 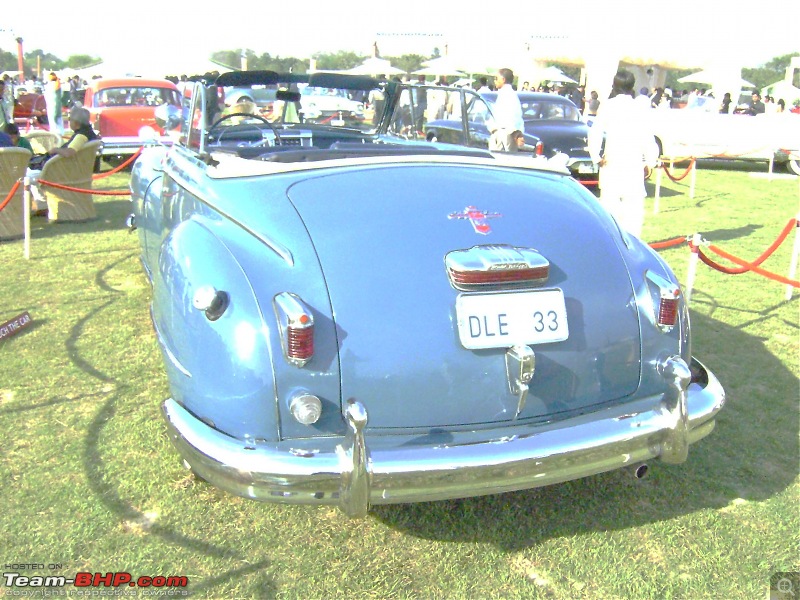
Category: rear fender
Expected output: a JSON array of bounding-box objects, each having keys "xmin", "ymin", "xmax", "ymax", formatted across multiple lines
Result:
[{"xmin": 153, "ymin": 216, "xmax": 279, "ymax": 441}]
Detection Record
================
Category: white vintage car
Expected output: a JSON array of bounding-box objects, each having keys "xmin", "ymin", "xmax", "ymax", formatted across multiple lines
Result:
[
  {"xmin": 650, "ymin": 108, "xmax": 800, "ymax": 175},
  {"xmin": 299, "ymin": 85, "xmax": 365, "ymax": 122}
]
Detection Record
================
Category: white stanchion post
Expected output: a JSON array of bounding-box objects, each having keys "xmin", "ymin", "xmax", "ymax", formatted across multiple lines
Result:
[
  {"xmin": 786, "ymin": 217, "xmax": 799, "ymax": 301},
  {"xmin": 689, "ymin": 159, "xmax": 697, "ymax": 199},
  {"xmin": 23, "ymin": 177, "xmax": 31, "ymax": 260},
  {"xmin": 684, "ymin": 233, "xmax": 702, "ymax": 306},
  {"xmin": 654, "ymin": 163, "xmax": 662, "ymax": 214}
]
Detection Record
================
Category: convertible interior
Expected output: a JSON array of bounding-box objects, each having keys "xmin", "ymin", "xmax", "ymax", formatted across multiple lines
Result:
[{"xmin": 191, "ymin": 70, "xmax": 494, "ymax": 164}]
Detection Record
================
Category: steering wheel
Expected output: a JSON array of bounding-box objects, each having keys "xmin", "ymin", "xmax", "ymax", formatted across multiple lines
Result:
[{"xmin": 209, "ymin": 112, "xmax": 283, "ymax": 146}]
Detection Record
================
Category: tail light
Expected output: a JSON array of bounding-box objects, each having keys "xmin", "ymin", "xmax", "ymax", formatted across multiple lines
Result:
[
  {"xmin": 274, "ymin": 292, "xmax": 314, "ymax": 367},
  {"xmin": 658, "ymin": 289, "xmax": 681, "ymax": 329},
  {"xmin": 535, "ymin": 141, "xmax": 544, "ymax": 156},
  {"xmin": 646, "ymin": 271, "xmax": 681, "ymax": 332},
  {"xmin": 445, "ymin": 245, "xmax": 550, "ymax": 291}
]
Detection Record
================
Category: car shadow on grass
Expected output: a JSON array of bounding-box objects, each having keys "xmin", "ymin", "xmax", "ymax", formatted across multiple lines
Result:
[
  {"xmin": 69, "ymin": 286, "xmax": 279, "ymax": 597},
  {"xmin": 371, "ymin": 309, "xmax": 799, "ymax": 549}
]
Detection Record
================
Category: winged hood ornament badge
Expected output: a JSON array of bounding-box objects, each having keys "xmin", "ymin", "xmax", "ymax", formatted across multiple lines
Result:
[{"xmin": 448, "ymin": 206, "xmax": 502, "ymax": 235}]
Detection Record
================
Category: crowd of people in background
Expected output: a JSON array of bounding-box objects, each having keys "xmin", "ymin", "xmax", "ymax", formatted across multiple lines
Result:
[{"xmin": 452, "ymin": 73, "xmax": 797, "ymax": 120}]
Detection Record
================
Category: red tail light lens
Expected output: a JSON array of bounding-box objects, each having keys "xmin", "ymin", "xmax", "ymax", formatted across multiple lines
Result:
[
  {"xmin": 658, "ymin": 292, "xmax": 680, "ymax": 328},
  {"xmin": 449, "ymin": 265, "xmax": 549, "ymax": 286},
  {"xmin": 274, "ymin": 292, "xmax": 315, "ymax": 367},
  {"xmin": 288, "ymin": 317, "xmax": 314, "ymax": 361}
]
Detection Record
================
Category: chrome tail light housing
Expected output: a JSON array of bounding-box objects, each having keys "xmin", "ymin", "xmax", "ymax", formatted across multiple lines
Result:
[
  {"xmin": 445, "ymin": 245, "xmax": 550, "ymax": 291},
  {"xmin": 273, "ymin": 292, "xmax": 315, "ymax": 367},
  {"xmin": 646, "ymin": 271, "xmax": 682, "ymax": 332}
]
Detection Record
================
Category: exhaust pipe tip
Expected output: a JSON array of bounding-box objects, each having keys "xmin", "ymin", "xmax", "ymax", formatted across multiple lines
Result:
[{"xmin": 632, "ymin": 463, "xmax": 649, "ymax": 480}]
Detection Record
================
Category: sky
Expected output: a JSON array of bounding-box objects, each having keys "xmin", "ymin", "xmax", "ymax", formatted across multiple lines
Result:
[{"xmin": 2, "ymin": 1, "xmax": 798, "ymax": 77}]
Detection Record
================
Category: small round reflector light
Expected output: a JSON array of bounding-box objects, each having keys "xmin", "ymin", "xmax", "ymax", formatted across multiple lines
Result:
[{"xmin": 290, "ymin": 393, "xmax": 322, "ymax": 425}]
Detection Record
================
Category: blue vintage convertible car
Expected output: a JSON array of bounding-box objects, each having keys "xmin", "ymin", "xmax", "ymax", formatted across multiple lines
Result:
[{"xmin": 129, "ymin": 71, "xmax": 725, "ymax": 518}]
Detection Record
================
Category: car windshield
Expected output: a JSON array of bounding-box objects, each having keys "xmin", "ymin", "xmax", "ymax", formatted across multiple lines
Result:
[
  {"xmin": 210, "ymin": 72, "xmax": 381, "ymax": 134},
  {"xmin": 95, "ymin": 86, "xmax": 181, "ymax": 108},
  {"xmin": 519, "ymin": 100, "xmax": 581, "ymax": 121}
]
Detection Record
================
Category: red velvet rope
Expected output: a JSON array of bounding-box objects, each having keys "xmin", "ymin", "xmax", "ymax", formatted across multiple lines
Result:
[
  {"xmin": 37, "ymin": 180, "xmax": 130, "ymax": 196},
  {"xmin": 649, "ymin": 236, "xmax": 688, "ymax": 250},
  {"xmin": 660, "ymin": 159, "xmax": 696, "ymax": 182},
  {"xmin": 0, "ymin": 179, "xmax": 21, "ymax": 213},
  {"xmin": 92, "ymin": 148, "xmax": 143, "ymax": 179},
  {"xmin": 703, "ymin": 243, "xmax": 799, "ymax": 287},
  {"xmin": 694, "ymin": 218, "xmax": 798, "ymax": 275}
]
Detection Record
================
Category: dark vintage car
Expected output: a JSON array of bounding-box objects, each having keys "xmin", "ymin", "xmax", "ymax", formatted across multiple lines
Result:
[
  {"xmin": 129, "ymin": 71, "xmax": 725, "ymax": 518},
  {"xmin": 423, "ymin": 90, "xmax": 598, "ymax": 184}
]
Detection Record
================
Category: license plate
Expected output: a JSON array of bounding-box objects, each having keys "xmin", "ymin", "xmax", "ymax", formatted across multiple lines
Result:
[
  {"xmin": 578, "ymin": 163, "xmax": 598, "ymax": 174},
  {"xmin": 455, "ymin": 290, "xmax": 569, "ymax": 350}
]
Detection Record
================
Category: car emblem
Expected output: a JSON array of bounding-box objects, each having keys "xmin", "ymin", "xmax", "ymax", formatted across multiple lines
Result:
[{"xmin": 448, "ymin": 206, "xmax": 502, "ymax": 235}]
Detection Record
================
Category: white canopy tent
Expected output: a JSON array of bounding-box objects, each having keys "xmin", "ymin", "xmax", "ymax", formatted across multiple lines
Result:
[
  {"xmin": 678, "ymin": 69, "xmax": 754, "ymax": 89},
  {"xmin": 762, "ymin": 79, "xmax": 800, "ymax": 105},
  {"xmin": 415, "ymin": 55, "xmax": 494, "ymax": 79},
  {"xmin": 345, "ymin": 56, "xmax": 406, "ymax": 77},
  {"xmin": 69, "ymin": 57, "xmax": 234, "ymax": 80},
  {"xmin": 528, "ymin": 65, "xmax": 577, "ymax": 85}
]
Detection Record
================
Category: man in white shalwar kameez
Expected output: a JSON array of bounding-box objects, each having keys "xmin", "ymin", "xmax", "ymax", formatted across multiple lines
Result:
[
  {"xmin": 588, "ymin": 70, "xmax": 659, "ymax": 238},
  {"xmin": 487, "ymin": 68, "xmax": 524, "ymax": 152}
]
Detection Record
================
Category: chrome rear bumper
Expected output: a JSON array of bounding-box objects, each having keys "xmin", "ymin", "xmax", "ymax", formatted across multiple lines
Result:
[{"xmin": 161, "ymin": 357, "xmax": 724, "ymax": 518}]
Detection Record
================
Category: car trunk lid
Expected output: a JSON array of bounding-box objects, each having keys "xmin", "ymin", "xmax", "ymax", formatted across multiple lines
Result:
[
  {"xmin": 95, "ymin": 107, "xmax": 158, "ymax": 137},
  {"xmin": 286, "ymin": 162, "xmax": 641, "ymax": 429}
]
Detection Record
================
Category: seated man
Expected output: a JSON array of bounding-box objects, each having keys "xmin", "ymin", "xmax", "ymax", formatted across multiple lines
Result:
[{"xmin": 28, "ymin": 106, "xmax": 99, "ymax": 213}]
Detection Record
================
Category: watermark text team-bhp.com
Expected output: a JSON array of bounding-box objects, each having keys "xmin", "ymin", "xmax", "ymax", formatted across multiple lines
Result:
[{"xmin": 3, "ymin": 565, "xmax": 188, "ymax": 597}]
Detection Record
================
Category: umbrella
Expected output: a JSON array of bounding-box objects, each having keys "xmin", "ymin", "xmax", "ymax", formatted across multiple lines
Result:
[{"xmin": 345, "ymin": 57, "xmax": 405, "ymax": 77}]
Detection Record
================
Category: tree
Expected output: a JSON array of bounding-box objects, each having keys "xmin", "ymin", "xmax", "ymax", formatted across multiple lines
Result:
[
  {"xmin": 0, "ymin": 47, "xmax": 18, "ymax": 72},
  {"xmin": 743, "ymin": 53, "xmax": 799, "ymax": 90},
  {"xmin": 386, "ymin": 54, "xmax": 426, "ymax": 76},
  {"xmin": 312, "ymin": 51, "xmax": 363, "ymax": 71},
  {"xmin": 66, "ymin": 54, "xmax": 100, "ymax": 69}
]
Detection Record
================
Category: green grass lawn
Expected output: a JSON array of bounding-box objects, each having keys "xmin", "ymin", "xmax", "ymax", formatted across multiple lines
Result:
[{"xmin": 0, "ymin": 161, "xmax": 798, "ymax": 599}]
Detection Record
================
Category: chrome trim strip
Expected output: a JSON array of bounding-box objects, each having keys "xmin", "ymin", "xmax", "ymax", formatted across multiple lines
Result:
[{"xmin": 161, "ymin": 358, "xmax": 724, "ymax": 517}]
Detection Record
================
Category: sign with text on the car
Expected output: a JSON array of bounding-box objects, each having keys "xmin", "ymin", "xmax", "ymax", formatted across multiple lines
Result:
[{"xmin": 455, "ymin": 290, "xmax": 569, "ymax": 350}]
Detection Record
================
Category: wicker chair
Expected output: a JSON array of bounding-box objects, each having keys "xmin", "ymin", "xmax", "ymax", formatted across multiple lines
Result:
[
  {"xmin": 38, "ymin": 140, "xmax": 103, "ymax": 222},
  {"xmin": 23, "ymin": 130, "xmax": 63, "ymax": 155},
  {"xmin": 0, "ymin": 147, "xmax": 32, "ymax": 240}
]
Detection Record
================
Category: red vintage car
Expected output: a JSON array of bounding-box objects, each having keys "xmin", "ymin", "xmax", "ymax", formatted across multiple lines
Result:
[
  {"xmin": 13, "ymin": 92, "xmax": 48, "ymax": 128},
  {"xmin": 82, "ymin": 77, "xmax": 182, "ymax": 157}
]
